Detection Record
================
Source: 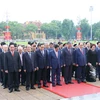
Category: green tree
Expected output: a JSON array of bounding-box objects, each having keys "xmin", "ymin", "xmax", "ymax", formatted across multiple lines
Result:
[
  {"xmin": 8, "ymin": 21, "xmax": 24, "ymax": 39},
  {"xmin": 62, "ymin": 19, "xmax": 75, "ymax": 39},
  {"xmin": 92, "ymin": 21, "xmax": 100, "ymax": 40},
  {"xmin": 80, "ymin": 18, "xmax": 90, "ymax": 39}
]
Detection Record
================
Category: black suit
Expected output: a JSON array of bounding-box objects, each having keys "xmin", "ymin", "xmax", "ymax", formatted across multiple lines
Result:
[
  {"xmin": 36, "ymin": 49, "xmax": 48, "ymax": 86},
  {"xmin": 0, "ymin": 49, "xmax": 3, "ymax": 83},
  {"xmin": 23, "ymin": 52, "xmax": 36, "ymax": 88},
  {"xmin": 0, "ymin": 52, "xmax": 8, "ymax": 87},
  {"xmin": 5, "ymin": 51, "xmax": 21, "ymax": 90},
  {"xmin": 62, "ymin": 47, "xmax": 73, "ymax": 83}
]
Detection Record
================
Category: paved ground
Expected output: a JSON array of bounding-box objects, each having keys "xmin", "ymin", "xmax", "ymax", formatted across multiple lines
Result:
[
  {"xmin": 0, "ymin": 84, "xmax": 63, "ymax": 100},
  {"xmin": 0, "ymin": 79, "xmax": 99, "ymax": 100}
]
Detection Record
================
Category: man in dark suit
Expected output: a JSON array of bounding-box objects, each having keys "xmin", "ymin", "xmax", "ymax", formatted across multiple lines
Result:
[
  {"xmin": 23, "ymin": 45, "xmax": 36, "ymax": 90},
  {"xmin": 75, "ymin": 42, "xmax": 87, "ymax": 83},
  {"xmin": 49, "ymin": 44, "xmax": 62, "ymax": 87},
  {"xmin": 0, "ymin": 45, "xmax": 8, "ymax": 89},
  {"xmin": 62, "ymin": 42, "xmax": 74, "ymax": 84},
  {"xmin": 5, "ymin": 43, "xmax": 21, "ymax": 93},
  {"xmin": 0, "ymin": 42, "xmax": 6, "ymax": 84},
  {"xmin": 36, "ymin": 43, "xmax": 49, "ymax": 88}
]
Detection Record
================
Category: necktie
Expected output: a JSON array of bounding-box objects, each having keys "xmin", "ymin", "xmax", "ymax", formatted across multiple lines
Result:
[{"xmin": 29, "ymin": 52, "xmax": 31, "ymax": 58}]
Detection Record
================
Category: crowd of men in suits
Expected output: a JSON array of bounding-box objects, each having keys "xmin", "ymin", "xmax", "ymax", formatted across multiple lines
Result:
[{"xmin": 0, "ymin": 41, "xmax": 100, "ymax": 93}]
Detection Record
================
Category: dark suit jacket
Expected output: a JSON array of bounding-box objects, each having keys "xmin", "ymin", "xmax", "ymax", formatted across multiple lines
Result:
[
  {"xmin": 23, "ymin": 52, "xmax": 36, "ymax": 72},
  {"xmin": 75, "ymin": 48, "xmax": 87, "ymax": 66},
  {"xmin": 0, "ymin": 52, "xmax": 6, "ymax": 70},
  {"xmin": 97, "ymin": 49, "xmax": 100, "ymax": 63},
  {"xmin": 62, "ymin": 47, "xmax": 73, "ymax": 66},
  {"xmin": 49, "ymin": 50, "xmax": 62, "ymax": 69},
  {"xmin": 87, "ymin": 50, "xmax": 97, "ymax": 66},
  {"xmin": 36, "ymin": 49, "xmax": 48, "ymax": 69},
  {"xmin": 5, "ymin": 51, "xmax": 21, "ymax": 72}
]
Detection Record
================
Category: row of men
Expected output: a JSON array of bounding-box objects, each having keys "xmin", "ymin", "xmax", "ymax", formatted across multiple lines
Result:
[{"xmin": 0, "ymin": 41, "xmax": 100, "ymax": 93}]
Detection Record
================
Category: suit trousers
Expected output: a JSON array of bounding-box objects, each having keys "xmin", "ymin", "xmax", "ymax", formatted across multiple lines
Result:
[
  {"xmin": 3, "ymin": 72, "xmax": 8, "ymax": 87},
  {"xmin": 19, "ymin": 66, "xmax": 26, "ymax": 84},
  {"xmin": 64, "ymin": 65, "xmax": 72, "ymax": 83},
  {"xmin": 76, "ymin": 66, "xmax": 86, "ymax": 81},
  {"xmin": 26, "ymin": 71, "xmax": 34, "ymax": 88},
  {"xmin": 52, "ymin": 67, "xmax": 60, "ymax": 85},
  {"xmin": 8, "ymin": 71, "xmax": 19, "ymax": 90},
  {"xmin": 37, "ymin": 68, "xmax": 47, "ymax": 85},
  {"xmin": 97, "ymin": 65, "xmax": 100, "ymax": 80},
  {"xmin": 47, "ymin": 67, "xmax": 51, "ymax": 82}
]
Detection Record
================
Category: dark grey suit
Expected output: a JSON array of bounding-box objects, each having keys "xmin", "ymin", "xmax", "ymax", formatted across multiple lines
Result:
[{"xmin": 5, "ymin": 51, "xmax": 21, "ymax": 90}]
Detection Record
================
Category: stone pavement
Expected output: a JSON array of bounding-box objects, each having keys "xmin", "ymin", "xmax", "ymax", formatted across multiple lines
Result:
[
  {"xmin": 0, "ymin": 80, "xmax": 99, "ymax": 100},
  {"xmin": 0, "ymin": 84, "xmax": 63, "ymax": 100}
]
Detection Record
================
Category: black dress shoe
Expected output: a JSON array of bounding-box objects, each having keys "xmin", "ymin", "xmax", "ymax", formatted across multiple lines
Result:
[
  {"xmin": 52, "ymin": 84, "xmax": 56, "ymax": 87},
  {"xmin": 9, "ymin": 89, "xmax": 13, "ymax": 93},
  {"xmin": 78, "ymin": 80, "xmax": 81, "ymax": 84},
  {"xmin": 14, "ymin": 88, "xmax": 20, "ymax": 92},
  {"xmin": 68, "ymin": 82, "xmax": 74, "ymax": 84},
  {"xmin": 56, "ymin": 83, "xmax": 62, "ymax": 86},
  {"xmin": 47, "ymin": 81, "xmax": 52, "ymax": 83},
  {"xmin": 38, "ymin": 85, "xmax": 41, "ymax": 88},
  {"xmin": 26, "ymin": 87, "xmax": 29, "ymax": 91},
  {"xmin": 65, "ymin": 82, "xmax": 69, "ymax": 85},
  {"xmin": 43, "ymin": 85, "xmax": 48, "ymax": 87},
  {"xmin": 3, "ymin": 87, "xmax": 6, "ymax": 89},
  {"xmin": 31, "ymin": 87, "xmax": 36, "ymax": 89},
  {"xmin": 82, "ymin": 80, "xmax": 86, "ymax": 83}
]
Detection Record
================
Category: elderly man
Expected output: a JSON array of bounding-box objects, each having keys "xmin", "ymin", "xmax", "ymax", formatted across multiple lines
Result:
[
  {"xmin": 23, "ymin": 45, "xmax": 36, "ymax": 90},
  {"xmin": 18, "ymin": 46, "xmax": 26, "ymax": 86}
]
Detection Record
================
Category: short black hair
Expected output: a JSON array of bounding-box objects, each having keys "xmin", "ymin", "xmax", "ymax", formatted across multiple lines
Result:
[
  {"xmin": 1, "ymin": 42, "xmax": 6, "ymax": 46},
  {"xmin": 9, "ymin": 42, "xmax": 15, "ymax": 47},
  {"xmin": 58, "ymin": 42, "xmax": 63, "ymax": 45},
  {"xmin": 63, "ymin": 43, "xmax": 67, "ymax": 47},
  {"xmin": 49, "ymin": 42, "xmax": 53, "ymax": 45},
  {"xmin": 73, "ymin": 44, "xmax": 77, "ymax": 47},
  {"xmin": 54, "ymin": 44, "xmax": 59, "ymax": 48},
  {"xmin": 97, "ymin": 41, "xmax": 100, "ymax": 45},
  {"xmin": 28, "ymin": 41, "xmax": 31, "ymax": 45}
]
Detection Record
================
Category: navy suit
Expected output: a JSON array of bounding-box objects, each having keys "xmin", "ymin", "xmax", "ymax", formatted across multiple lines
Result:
[
  {"xmin": 36, "ymin": 49, "xmax": 48, "ymax": 86},
  {"xmin": 75, "ymin": 48, "xmax": 87, "ymax": 82},
  {"xmin": 49, "ymin": 50, "xmax": 62, "ymax": 85},
  {"xmin": 23, "ymin": 52, "xmax": 36, "ymax": 88},
  {"xmin": 62, "ymin": 47, "xmax": 73, "ymax": 83}
]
